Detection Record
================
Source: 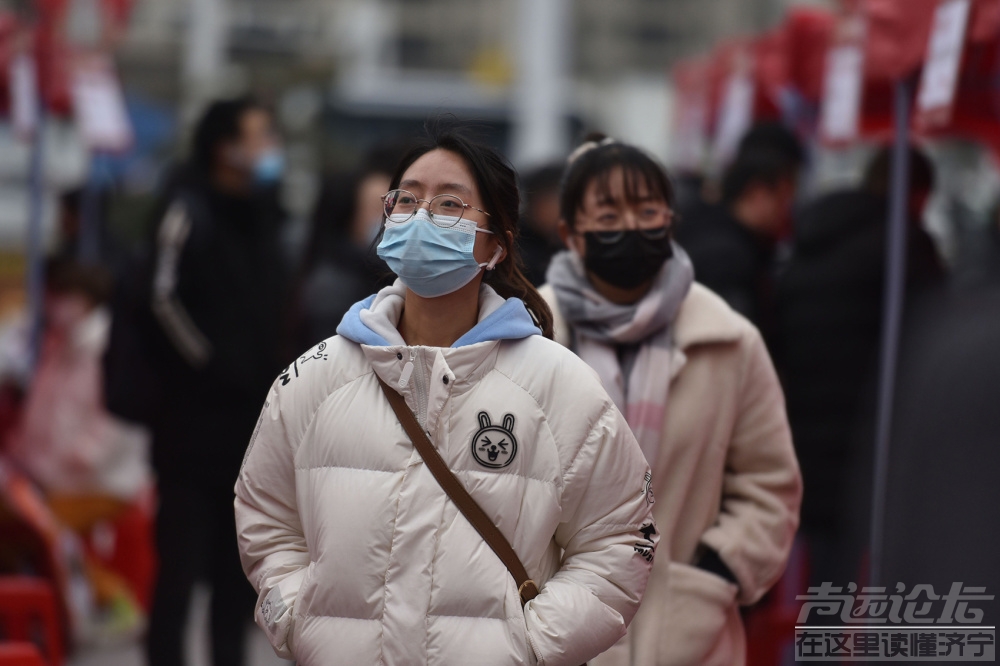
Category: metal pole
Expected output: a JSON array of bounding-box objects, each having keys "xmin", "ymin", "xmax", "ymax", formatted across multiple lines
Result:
[
  {"xmin": 78, "ymin": 155, "xmax": 103, "ymax": 265},
  {"xmin": 869, "ymin": 79, "xmax": 912, "ymax": 588},
  {"xmin": 26, "ymin": 113, "xmax": 47, "ymax": 374}
]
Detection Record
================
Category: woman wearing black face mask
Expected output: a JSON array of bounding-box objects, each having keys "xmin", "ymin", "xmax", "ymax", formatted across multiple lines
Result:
[{"xmin": 540, "ymin": 136, "xmax": 802, "ymax": 666}]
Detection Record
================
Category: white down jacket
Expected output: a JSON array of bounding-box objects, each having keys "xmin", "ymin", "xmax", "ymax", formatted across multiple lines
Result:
[{"xmin": 234, "ymin": 281, "xmax": 658, "ymax": 666}]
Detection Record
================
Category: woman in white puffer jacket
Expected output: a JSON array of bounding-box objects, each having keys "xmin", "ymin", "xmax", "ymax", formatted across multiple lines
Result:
[{"xmin": 234, "ymin": 128, "xmax": 658, "ymax": 666}]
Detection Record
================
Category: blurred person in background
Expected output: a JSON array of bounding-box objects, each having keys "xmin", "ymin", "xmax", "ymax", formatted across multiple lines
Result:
[
  {"xmin": 236, "ymin": 127, "xmax": 657, "ymax": 665},
  {"xmin": 951, "ymin": 196, "xmax": 1000, "ymax": 290},
  {"xmin": 290, "ymin": 142, "xmax": 405, "ymax": 351},
  {"xmin": 10, "ymin": 259, "xmax": 147, "ymax": 501},
  {"xmin": 674, "ymin": 123, "xmax": 805, "ymax": 342},
  {"xmin": 53, "ymin": 188, "xmax": 118, "ymax": 267},
  {"xmin": 137, "ymin": 96, "xmax": 289, "ymax": 666},
  {"xmin": 55, "ymin": 189, "xmax": 84, "ymax": 260},
  {"xmin": 518, "ymin": 162, "xmax": 565, "ymax": 286},
  {"xmin": 7, "ymin": 258, "xmax": 152, "ymax": 641},
  {"xmin": 882, "ymin": 200, "xmax": 1000, "ymax": 626},
  {"xmin": 541, "ymin": 136, "xmax": 801, "ymax": 666},
  {"xmin": 774, "ymin": 145, "xmax": 944, "ymax": 587},
  {"xmin": 735, "ymin": 122, "xmax": 807, "ymax": 171}
]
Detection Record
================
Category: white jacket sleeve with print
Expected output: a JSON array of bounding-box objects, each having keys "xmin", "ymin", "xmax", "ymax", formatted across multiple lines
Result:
[
  {"xmin": 527, "ymin": 405, "xmax": 659, "ymax": 664},
  {"xmin": 234, "ymin": 379, "xmax": 307, "ymax": 659}
]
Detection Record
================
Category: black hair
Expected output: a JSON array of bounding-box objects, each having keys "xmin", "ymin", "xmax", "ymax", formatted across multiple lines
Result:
[
  {"xmin": 311, "ymin": 171, "xmax": 361, "ymax": 245},
  {"xmin": 385, "ymin": 121, "xmax": 554, "ymax": 339},
  {"xmin": 302, "ymin": 138, "xmax": 417, "ymax": 269},
  {"xmin": 721, "ymin": 148, "xmax": 799, "ymax": 205},
  {"xmin": 863, "ymin": 145, "xmax": 935, "ymax": 197},
  {"xmin": 737, "ymin": 122, "xmax": 806, "ymax": 168},
  {"xmin": 44, "ymin": 257, "xmax": 113, "ymax": 305},
  {"xmin": 360, "ymin": 138, "xmax": 417, "ymax": 181},
  {"xmin": 59, "ymin": 188, "xmax": 83, "ymax": 217},
  {"xmin": 559, "ymin": 133, "xmax": 675, "ymax": 230},
  {"xmin": 521, "ymin": 163, "xmax": 565, "ymax": 209},
  {"xmin": 190, "ymin": 96, "xmax": 265, "ymax": 171}
]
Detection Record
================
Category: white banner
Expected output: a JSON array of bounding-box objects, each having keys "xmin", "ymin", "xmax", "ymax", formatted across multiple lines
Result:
[
  {"xmin": 72, "ymin": 55, "xmax": 133, "ymax": 153},
  {"xmin": 916, "ymin": 0, "xmax": 971, "ymax": 118},
  {"xmin": 820, "ymin": 44, "xmax": 865, "ymax": 143},
  {"xmin": 10, "ymin": 53, "xmax": 40, "ymax": 139},
  {"xmin": 712, "ymin": 69, "xmax": 754, "ymax": 166}
]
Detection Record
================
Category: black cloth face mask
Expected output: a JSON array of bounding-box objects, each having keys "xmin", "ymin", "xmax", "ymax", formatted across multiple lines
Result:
[{"xmin": 582, "ymin": 229, "xmax": 674, "ymax": 289}]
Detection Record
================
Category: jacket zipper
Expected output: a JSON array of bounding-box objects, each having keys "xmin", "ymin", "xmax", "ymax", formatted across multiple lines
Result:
[
  {"xmin": 525, "ymin": 622, "xmax": 543, "ymax": 665},
  {"xmin": 410, "ymin": 348, "xmax": 429, "ymax": 428}
]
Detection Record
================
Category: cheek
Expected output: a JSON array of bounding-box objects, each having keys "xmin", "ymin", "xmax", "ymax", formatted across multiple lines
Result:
[{"xmin": 762, "ymin": 195, "xmax": 782, "ymax": 220}]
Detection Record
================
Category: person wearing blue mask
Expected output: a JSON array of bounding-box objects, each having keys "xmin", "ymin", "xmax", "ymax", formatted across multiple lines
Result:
[
  {"xmin": 126, "ymin": 96, "xmax": 290, "ymax": 666},
  {"xmin": 290, "ymin": 142, "xmax": 411, "ymax": 352},
  {"xmin": 235, "ymin": 126, "xmax": 658, "ymax": 665}
]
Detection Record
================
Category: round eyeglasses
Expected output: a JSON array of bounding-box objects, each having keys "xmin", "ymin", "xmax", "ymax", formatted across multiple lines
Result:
[
  {"xmin": 587, "ymin": 226, "xmax": 671, "ymax": 244},
  {"xmin": 381, "ymin": 189, "xmax": 491, "ymax": 228}
]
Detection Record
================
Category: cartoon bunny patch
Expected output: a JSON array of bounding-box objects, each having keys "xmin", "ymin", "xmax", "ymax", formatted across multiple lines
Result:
[{"xmin": 471, "ymin": 411, "xmax": 518, "ymax": 469}]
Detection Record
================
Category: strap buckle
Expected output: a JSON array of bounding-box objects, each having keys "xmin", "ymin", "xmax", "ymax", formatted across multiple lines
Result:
[{"xmin": 518, "ymin": 579, "xmax": 539, "ymax": 606}]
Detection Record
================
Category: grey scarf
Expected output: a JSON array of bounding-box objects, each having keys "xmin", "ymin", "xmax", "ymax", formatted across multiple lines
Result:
[{"xmin": 546, "ymin": 243, "xmax": 694, "ymax": 467}]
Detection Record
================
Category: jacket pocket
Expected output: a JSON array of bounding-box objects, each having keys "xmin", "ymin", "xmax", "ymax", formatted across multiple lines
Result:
[
  {"xmin": 655, "ymin": 561, "xmax": 739, "ymax": 666},
  {"xmin": 281, "ymin": 561, "xmax": 316, "ymax": 657},
  {"xmin": 506, "ymin": 576, "xmax": 540, "ymax": 666}
]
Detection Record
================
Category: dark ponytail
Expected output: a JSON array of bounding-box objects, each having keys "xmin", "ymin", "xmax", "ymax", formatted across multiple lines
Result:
[{"xmin": 385, "ymin": 123, "xmax": 554, "ymax": 339}]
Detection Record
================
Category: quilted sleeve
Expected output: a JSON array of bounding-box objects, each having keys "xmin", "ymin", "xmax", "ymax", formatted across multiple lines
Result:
[
  {"xmin": 234, "ymin": 379, "xmax": 310, "ymax": 659},
  {"xmin": 523, "ymin": 403, "xmax": 659, "ymax": 666}
]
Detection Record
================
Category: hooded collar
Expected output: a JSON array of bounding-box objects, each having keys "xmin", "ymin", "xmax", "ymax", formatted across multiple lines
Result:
[{"xmin": 336, "ymin": 279, "xmax": 541, "ymax": 348}]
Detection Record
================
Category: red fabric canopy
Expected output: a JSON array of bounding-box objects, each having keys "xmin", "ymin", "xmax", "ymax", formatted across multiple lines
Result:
[
  {"xmin": 672, "ymin": 0, "xmax": 1000, "ymax": 156},
  {"xmin": 785, "ymin": 7, "xmax": 838, "ymax": 103},
  {"xmin": 819, "ymin": 0, "xmax": 1000, "ymax": 150},
  {"xmin": 861, "ymin": 0, "xmax": 940, "ymax": 81},
  {"xmin": 917, "ymin": 5, "xmax": 1000, "ymax": 154},
  {"xmin": 860, "ymin": 0, "xmax": 1000, "ymax": 80},
  {"xmin": 698, "ymin": 7, "xmax": 837, "ymax": 135},
  {"xmin": 0, "ymin": 12, "xmax": 20, "ymax": 114}
]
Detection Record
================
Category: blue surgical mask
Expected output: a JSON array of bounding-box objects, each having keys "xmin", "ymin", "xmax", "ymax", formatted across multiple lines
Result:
[
  {"xmin": 252, "ymin": 149, "xmax": 285, "ymax": 185},
  {"xmin": 377, "ymin": 209, "xmax": 500, "ymax": 298}
]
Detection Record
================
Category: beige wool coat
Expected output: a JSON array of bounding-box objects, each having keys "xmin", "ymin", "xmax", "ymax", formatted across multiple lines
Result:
[{"xmin": 540, "ymin": 281, "xmax": 802, "ymax": 666}]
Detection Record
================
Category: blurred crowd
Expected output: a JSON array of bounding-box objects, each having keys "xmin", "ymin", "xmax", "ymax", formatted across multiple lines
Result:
[{"xmin": 0, "ymin": 94, "xmax": 998, "ymax": 665}]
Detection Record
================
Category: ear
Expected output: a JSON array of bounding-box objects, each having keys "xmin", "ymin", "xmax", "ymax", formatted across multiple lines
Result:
[
  {"xmin": 502, "ymin": 414, "xmax": 515, "ymax": 432},
  {"xmin": 557, "ymin": 219, "xmax": 572, "ymax": 246},
  {"xmin": 485, "ymin": 245, "xmax": 503, "ymax": 270},
  {"xmin": 478, "ymin": 412, "xmax": 491, "ymax": 429},
  {"xmin": 499, "ymin": 229, "xmax": 513, "ymax": 264},
  {"xmin": 559, "ymin": 219, "xmax": 584, "ymax": 256}
]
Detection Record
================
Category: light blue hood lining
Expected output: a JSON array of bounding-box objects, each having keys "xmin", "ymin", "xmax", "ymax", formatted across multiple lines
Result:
[{"xmin": 336, "ymin": 281, "xmax": 541, "ymax": 348}]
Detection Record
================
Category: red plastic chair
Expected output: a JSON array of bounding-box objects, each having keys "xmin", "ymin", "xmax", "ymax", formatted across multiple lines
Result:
[
  {"xmin": 0, "ymin": 578, "xmax": 63, "ymax": 666},
  {"xmin": 0, "ymin": 643, "xmax": 47, "ymax": 666}
]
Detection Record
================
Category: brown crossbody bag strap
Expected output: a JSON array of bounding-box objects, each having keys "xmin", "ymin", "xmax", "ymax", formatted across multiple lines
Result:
[{"xmin": 377, "ymin": 376, "xmax": 539, "ymax": 607}]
